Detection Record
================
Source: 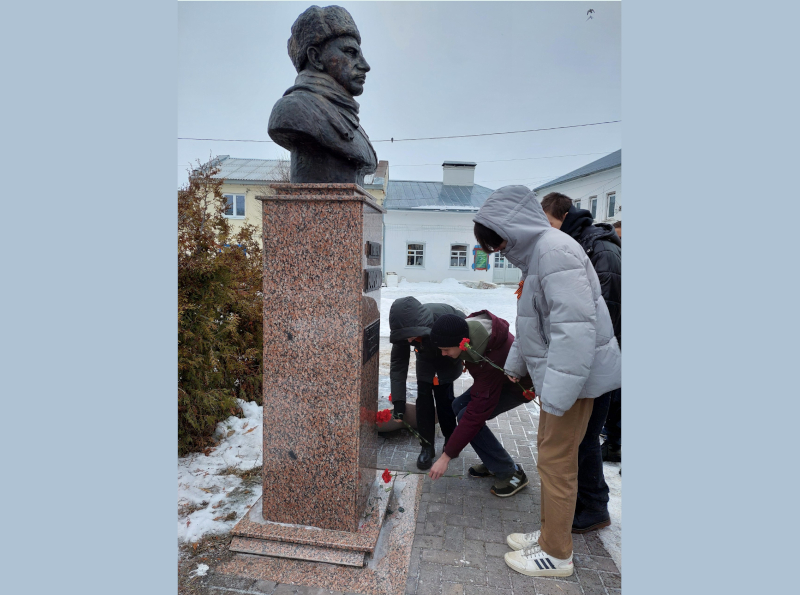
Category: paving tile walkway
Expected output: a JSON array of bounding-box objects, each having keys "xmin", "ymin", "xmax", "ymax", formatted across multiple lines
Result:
[
  {"xmin": 195, "ymin": 373, "xmax": 621, "ymax": 595},
  {"xmin": 378, "ymin": 375, "xmax": 621, "ymax": 595}
]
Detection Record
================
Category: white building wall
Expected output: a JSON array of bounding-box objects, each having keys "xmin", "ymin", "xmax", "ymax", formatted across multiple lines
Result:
[
  {"xmin": 535, "ymin": 166, "xmax": 622, "ymax": 223},
  {"xmin": 383, "ymin": 210, "xmax": 494, "ymax": 283}
]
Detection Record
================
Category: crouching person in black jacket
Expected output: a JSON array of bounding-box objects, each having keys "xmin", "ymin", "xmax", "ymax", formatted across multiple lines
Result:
[
  {"xmin": 541, "ymin": 191, "xmax": 622, "ymax": 534},
  {"xmin": 389, "ymin": 297, "xmax": 465, "ymax": 470}
]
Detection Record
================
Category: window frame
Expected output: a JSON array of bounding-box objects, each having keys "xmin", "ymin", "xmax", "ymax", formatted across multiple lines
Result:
[
  {"xmin": 405, "ymin": 242, "xmax": 425, "ymax": 268},
  {"xmin": 573, "ymin": 199, "xmax": 581, "ymax": 209},
  {"xmin": 223, "ymin": 193, "xmax": 246, "ymax": 219},
  {"xmin": 606, "ymin": 192, "xmax": 616, "ymax": 219},
  {"xmin": 449, "ymin": 243, "xmax": 469, "ymax": 268},
  {"xmin": 493, "ymin": 253, "xmax": 515, "ymax": 269},
  {"xmin": 589, "ymin": 196, "xmax": 598, "ymax": 220}
]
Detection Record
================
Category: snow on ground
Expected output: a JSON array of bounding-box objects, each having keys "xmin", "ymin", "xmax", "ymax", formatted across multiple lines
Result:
[
  {"xmin": 177, "ymin": 399, "xmax": 263, "ymax": 543},
  {"xmin": 600, "ymin": 461, "xmax": 622, "ymax": 571}
]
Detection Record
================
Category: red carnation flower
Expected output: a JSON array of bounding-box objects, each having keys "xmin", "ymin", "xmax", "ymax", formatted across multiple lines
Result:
[
  {"xmin": 382, "ymin": 469, "xmax": 392, "ymax": 484},
  {"xmin": 376, "ymin": 409, "xmax": 392, "ymax": 424},
  {"xmin": 522, "ymin": 389, "xmax": 536, "ymax": 401},
  {"xmin": 388, "ymin": 394, "xmax": 392, "ymax": 402},
  {"xmin": 459, "ymin": 338, "xmax": 471, "ymax": 351}
]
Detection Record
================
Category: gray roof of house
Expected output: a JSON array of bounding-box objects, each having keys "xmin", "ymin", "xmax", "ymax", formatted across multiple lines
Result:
[
  {"xmin": 534, "ymin": 150, "xmax": 621, "ymax": 191},
  {"xmin": 384, "ymin": 180, "xmax": 495, "ymax": 211},
  {"xmin": 205, "ymin": 156, "xmax": 285, "ymax": 183}
]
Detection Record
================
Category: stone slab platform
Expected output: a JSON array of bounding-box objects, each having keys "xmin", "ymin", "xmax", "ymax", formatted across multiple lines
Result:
[
  {"xmin": 229, "ymin": 537, "xmax": 366, "ymax": 567},
  {"xmin": 214, "ymin": 473, "xmax": 423, "ymax": 595},
  {"xmin": 231, "ymin": 470, "xmax": 393, "ymax": 554}
]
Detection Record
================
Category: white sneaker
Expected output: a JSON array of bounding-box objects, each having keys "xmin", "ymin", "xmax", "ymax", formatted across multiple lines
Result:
[
  {"xmin": 504, "ymin": 543, "xmax": 574, "ymax": 577},
  {"xmin": 506, "ymin": 529, "xmax": 540, "ymax": 551}
]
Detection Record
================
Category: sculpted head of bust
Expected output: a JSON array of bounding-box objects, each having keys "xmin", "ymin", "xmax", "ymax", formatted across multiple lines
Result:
[
  {"xmin": 269, "ymin": 5, "xmax": 378, "ymax": 185},
  {"xmin": 288, "ymin": 5, "xmax": 370, "ymax": 97}
]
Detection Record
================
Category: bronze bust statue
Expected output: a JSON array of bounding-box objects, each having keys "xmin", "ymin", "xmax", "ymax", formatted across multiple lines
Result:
[{"xmin": 268, "ymin": 5, "xmax": 378, "ymax": 185}]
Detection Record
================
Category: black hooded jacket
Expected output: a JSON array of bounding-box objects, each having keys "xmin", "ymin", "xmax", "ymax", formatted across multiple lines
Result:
[
  {"xmin": 560, "ymin": 207, "xmax": 622, "ymax": 346},
  {"xmin": 389, "ymin": 297, "xmax": 466, "ymax": 403}
]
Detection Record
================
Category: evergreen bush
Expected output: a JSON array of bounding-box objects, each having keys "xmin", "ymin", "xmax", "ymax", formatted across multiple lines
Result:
[{"xmin": 178, "ymin": 161, "xmax": 263, "ymax": 456}]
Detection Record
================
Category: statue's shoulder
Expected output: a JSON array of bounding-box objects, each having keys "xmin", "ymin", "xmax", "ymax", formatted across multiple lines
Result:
[{"xmin": 269, "ymin": 90, "xmax": 325, "ymax": 131}]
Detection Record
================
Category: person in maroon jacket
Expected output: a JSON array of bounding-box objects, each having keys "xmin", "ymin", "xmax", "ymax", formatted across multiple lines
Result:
[{"xmin": 428, "ymin": 311, "xmax": 533, "ymax": 497}]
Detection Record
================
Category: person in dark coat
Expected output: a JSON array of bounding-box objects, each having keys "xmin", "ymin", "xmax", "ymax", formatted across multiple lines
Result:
[
  {"xmin": 540, "ymin": 191, "xmax": 622, "ymax": 534},
  {"xmin": 427, "ymin": 311, "xmax": 533, "ymax": 498},
  {"xmin": 389, "ymin": 297, "xmax": 464, "ymax": 470}
]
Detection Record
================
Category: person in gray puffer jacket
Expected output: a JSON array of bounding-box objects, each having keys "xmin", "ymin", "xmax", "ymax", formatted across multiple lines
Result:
[
  {"xmin": 389, "ymin": 297, "xmax": 465, "ymax": 470},
  {"xmin": 472, "ymin": 185, "xmax": 621, "ymax": 579}
]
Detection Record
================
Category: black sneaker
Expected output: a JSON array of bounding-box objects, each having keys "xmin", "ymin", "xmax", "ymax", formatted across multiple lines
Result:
[
  {"xmin": 601, "ymin": 442, "xmax": 621, "ymax": 463},
  {"xmin": 416, "ymin": 445, "xmax": 435, "ymax": 470},
  {"xmin": 491, "ymin": 467, "xmax": 528, "ymax": 497},
  {"xmin": 468, "ymin": 463, "xmax": 495, "ymax": 478},
  {"xmin": 571, "ymin": 508, "xmax": 611, "ymax": 534}
]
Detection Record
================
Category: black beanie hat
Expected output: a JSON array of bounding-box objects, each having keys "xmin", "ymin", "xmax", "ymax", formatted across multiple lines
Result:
[{"xmin": 430, "ymin": 314, "xmax": 470, "ymax": 348}]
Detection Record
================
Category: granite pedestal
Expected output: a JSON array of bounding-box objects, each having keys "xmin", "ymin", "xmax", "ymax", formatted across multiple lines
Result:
[{"xmin": 231, "ymin": 184, "xmax": 394, "ymax": 574}]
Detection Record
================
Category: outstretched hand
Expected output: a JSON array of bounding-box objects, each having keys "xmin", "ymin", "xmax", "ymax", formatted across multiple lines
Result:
[{"xmin": 429, "ymin": 454, "xmax": 451, "ymax": 480}]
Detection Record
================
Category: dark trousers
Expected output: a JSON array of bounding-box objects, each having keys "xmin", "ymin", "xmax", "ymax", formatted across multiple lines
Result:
[
  {"xmin": 605, "ymin": 388, "xmax": 621, "ymax": 448},
  {"xmin": 576, "ymin": 391, "xmax": 613, "ymax": 513},
  {"xmin": 416, "ymin": 381, "xmax": 457, "ymax": 447},
  {"xmin": 452, "ymin": 385, "xmax": 525, "ymax": 481}
]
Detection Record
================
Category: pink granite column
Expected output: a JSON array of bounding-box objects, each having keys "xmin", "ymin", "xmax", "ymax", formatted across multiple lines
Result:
[{"xmin": 258, "ymin": 184, "xmax": 384, "ymax": 533}]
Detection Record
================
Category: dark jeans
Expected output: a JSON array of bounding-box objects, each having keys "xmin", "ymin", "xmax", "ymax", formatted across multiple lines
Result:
[
  {"xmin": 452, "ymin": 385, "xmax": 526, "ymax": 481},
  {"xmin": 416, "ymin": 381, "xmax": 457, "ymax": 447},
  {"xmin": 576, "ymin": 391, "xmax": 613, "ymax": 513},
  {"xmin": 605, "ymin": 388, "xmax": 621, "ymax": 448}
]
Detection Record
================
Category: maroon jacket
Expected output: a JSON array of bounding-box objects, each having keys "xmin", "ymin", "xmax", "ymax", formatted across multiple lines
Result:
[{"xmin": 443, "ymin": 310, "xmax": 532, "ymax": 459}]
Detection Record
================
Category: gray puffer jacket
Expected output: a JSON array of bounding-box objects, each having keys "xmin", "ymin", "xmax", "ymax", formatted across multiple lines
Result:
[{"xmin": 473, "ymin": 186, "xmax": 621, "ymax": 416}]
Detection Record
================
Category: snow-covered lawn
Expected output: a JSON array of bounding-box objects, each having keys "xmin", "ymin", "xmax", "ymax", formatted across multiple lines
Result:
[
  {"xmin": 178, "ymin": 278, "xmax": 621, "ymax": 572},
  {"xmin": 602, "ymin": 461, "xmax": 622, "ymax": 571},
  {"xmin": 177, "ymin": 400, "xmax": 263, "ymax": 543}
]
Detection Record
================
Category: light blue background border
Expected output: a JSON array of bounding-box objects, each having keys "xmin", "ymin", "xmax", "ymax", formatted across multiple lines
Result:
[
  {"xmin": 2, "ymin": 0, "xmax": 176, "ymax": 592},
  {"xmin": 625, "ymin": 0, "xmax": 798, "ymax": 592},
  {"xmin": 3, "ymin": 1, "xmax": 798, "ymax": 593}
]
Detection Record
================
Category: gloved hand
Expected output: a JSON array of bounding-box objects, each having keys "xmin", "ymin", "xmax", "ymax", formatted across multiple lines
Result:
[{"xmin": 393, "ymin": 400, "xmax": 406, "ymax": 420}]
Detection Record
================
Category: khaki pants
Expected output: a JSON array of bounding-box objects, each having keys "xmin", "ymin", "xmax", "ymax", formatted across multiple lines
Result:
[{"xmin": 537, "ymin": 397, "xmax": 595, "ymax": 559}]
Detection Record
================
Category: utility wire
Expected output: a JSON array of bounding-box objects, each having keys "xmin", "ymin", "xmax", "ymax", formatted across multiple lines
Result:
[
  {"xmin": 392, "ymin": 151, "xmax": 613, "ymax": 168},
  {"xmin": 177, "ymin": 119, "xmax": 620, "ymax": 145},
  {"xmin": 179, "ymin": 150, "xmax": 617, "ymax": 169}
]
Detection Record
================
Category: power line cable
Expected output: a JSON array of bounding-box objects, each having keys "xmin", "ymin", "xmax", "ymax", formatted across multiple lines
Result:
[
  {"xmin": 178, "ymin": 150, "xmax": 617, "ymax": 169},
  {"xmin": 392, "ymin": 151, "xmax": 614, "ymax": 168},
  {"xmin": 177, "ymin": 119, "xmax": 620, "ymax": 145}
]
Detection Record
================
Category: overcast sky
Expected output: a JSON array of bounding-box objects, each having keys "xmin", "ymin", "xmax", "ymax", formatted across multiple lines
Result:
[{"xmin": 178, "ymin": 1, "xmax": 620, "ymax": 190}]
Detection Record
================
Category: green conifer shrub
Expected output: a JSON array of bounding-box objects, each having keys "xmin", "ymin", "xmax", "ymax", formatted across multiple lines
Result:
[{"xmin": 178, "ymin": 161, "xmax": 263, "ymax": 456}]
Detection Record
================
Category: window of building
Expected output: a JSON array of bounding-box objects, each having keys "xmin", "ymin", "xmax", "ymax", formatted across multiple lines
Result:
[
  {"xmin": 606, "ymin": 192, "xmax": 616, "ymax": 219},
  {"xmin": 589, "ymin": 196, "xmax": 598, "ymax": 220},
  {"xmin": 450, "ymin": 244, "xmax": 468, "ymax": 267},
  {"xmin": 493, "ymin": 253, "xmax": 515, "ymax": 269},
  {"xmin": 573, "ymin": 199, "xmax": 581, "ymax": 209},
  {"xmin": 406, "ymin": 243, "xmax": 424, "ymax": 267},
  {"xmin": 224, "ymin": 194, "xmax": 245, "ymax": 218}
]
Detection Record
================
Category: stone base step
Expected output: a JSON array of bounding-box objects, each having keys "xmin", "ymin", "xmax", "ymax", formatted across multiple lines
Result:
[{"xmin": 230, "ymin": 536, "xmax": 366, "ymax": 567}]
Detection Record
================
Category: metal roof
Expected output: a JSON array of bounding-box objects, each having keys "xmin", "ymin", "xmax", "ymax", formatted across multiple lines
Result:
[
  {"xmin": 534, "ymin": 150, "xmax": 621, "ymax": 192},
  {"xmin": 206, "ymin": 156, "xmax": 286, "ymax": 183},
  {"xmin": 384, "ymin": 180, "xmax": 495, "ymax": 211}
]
